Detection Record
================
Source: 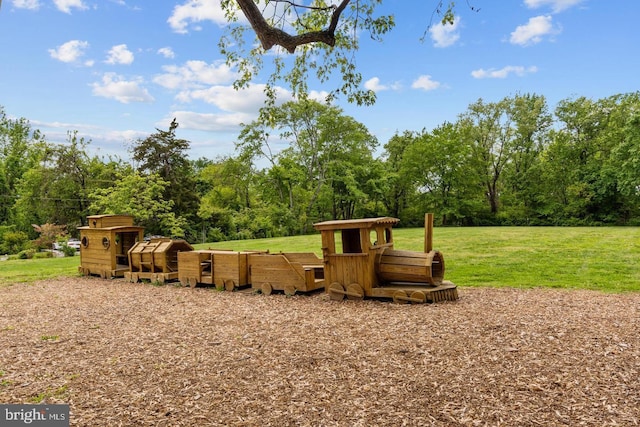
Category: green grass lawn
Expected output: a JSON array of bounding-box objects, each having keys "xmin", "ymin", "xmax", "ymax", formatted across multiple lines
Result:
[{"xmin": 2, "ymin": 227, "xmax": 639, "ymax": 292}]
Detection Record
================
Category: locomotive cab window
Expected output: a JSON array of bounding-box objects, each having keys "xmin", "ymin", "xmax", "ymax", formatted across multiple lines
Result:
[
  {"xmin": 370, "ymin": 226, "xmax": 393, "ymax": 248},
  {"xmin": 333, "ymin": 229, "xmax": 363, "ymax": 254}
]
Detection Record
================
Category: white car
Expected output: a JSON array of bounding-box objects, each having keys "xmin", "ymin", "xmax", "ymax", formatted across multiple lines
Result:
[
  {"xmin": 67, "ymin": 239, "xmax": 81, "ymax": 250},
  {"xmin": 54, "ymin": 239, "xmax": 81, "ymax": 251}
]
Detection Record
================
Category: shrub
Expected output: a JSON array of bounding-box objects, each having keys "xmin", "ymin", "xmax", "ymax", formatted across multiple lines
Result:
[
  {"xmin": 60, "ymin": 244, "xmax": 77, "ymax": 257},
  {"xmin": 31, "ymin": 223, "xmax": 67, "ymax": 250},
  {"xmin": 0, "ymin": 230, "xmax": 30, "ymax": 255},
  {"xmin": 33, "ymin": 251, "xmax": 53, "ymax": 259},
  {"xmin": 17, "ymin": 249, "xmax": 36, "ymax": 259}
]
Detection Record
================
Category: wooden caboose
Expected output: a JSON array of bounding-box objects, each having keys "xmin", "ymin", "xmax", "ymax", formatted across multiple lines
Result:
[{"xmin": 78, "ymin": 214, "xmax": 144, "ymax": 278}]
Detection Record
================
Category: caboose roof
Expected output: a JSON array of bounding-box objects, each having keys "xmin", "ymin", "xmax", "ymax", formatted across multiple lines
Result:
[{"xmin": 313, "ymin": 217, "xmax": 399, "ymax": 231}]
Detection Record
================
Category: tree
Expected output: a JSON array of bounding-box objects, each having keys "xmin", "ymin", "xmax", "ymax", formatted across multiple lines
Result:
[
  {"xmin": 237, "ymin": 99, "xmax": 378, "ymax": 230},
  {"xmin": 0, "ymin": 107, "xmax": 46, "ymax": 225},
  {"xmin": 380, "ymin": 131, "xmax": 417, "ymax": 219},
  {"xmin": 401, "ymin": 123, "xmax": 479, "ymax": 225},
  {"xmin": 220, "ymin": 1, "xmax": 463, "ymax": 105},
  {"xmin": 458, "ymin": 94, "xmax": 550, "ymax": 219},
  {"xmin": 459, "ymin": 97, "xmax": 513, "ymax": 216},
  {"xmin": 499, "ymin": 94, "xmax": 552, "ymax": 222},
  {"xmin": 11, "ymin": 132, "xmax": 117, "ymax": 232},
  {"xmin": 89, "ymin": 172, "xmax": 187, "ymax": 237},
  {"xmin": 131, "ymin": 119, "xmax": 199, "ymax": 229},
  {"xmin": 42, "ymin": 131, "xmax": 93, "ymax": 227}
]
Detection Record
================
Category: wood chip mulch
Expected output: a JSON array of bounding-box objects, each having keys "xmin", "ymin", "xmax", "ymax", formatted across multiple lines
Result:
[{"xmin": 1, "ymin": 277, "xmax": 639, "ymax": 426}]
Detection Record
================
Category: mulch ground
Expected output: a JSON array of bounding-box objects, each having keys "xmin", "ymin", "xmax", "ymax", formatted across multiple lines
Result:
[{"xmin": 1, "ymin": 277, "xmax": 639, "ymax": 426}]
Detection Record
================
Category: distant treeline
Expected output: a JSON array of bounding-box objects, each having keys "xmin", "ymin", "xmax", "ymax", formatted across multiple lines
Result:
[{"xmin": 1, "ymin": 91, "xmax": 639, "ymax": 249}]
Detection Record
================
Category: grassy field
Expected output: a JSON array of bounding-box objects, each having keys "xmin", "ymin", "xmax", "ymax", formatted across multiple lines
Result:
[{"xmin": 1, "ymin": 227, "xmax": 639, "ymax": 292}]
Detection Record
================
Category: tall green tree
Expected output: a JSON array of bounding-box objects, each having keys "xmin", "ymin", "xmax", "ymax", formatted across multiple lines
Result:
[
  {"xmin": 238, "ymin": 100, "xmax": 378, "ymax": 230},
  {"xmin": 11, "ymin": 132, "xmax": 116, "ymax": 232},
  {"xmin": 401, "ymin": 123, "xmax": 479, "ymax": 225},
  {"xmin": 0, "ymin": 108, "xmax": 46, "ymax": 225},
  {"xmin": 459, "ymin": 94, "xmax": 551, "ymax": 220},
  {"xmin": 131, "ymin": 119, "xmax": 199, "ymax": 231},
  {"xmin": 380, "ymin": 131, "xmax": 418, "ymax": 219},
  {"xmin": 89, "ymin": 171, "xmax": 186, "ymax": 237},
  {"xmin": 548, "ymin": 94, "xmax": 639, "ymax": 223},
  {"xmin": 500, "ymin": 94, "xmax": 552, "ymax": 222},
  {"xmin": 459, "ymin": 97, "xmax": 513, "ymax": 217}
]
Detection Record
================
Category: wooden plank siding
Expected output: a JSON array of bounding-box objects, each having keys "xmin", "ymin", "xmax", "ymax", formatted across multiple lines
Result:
[{"xmin": 250, "ymin": 253, "xmax": 324, "ymax": 293}]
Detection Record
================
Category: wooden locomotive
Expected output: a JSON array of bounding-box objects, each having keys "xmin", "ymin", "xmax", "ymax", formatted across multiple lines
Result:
[
  {"xmin": 79, "ymin": 214, "xmax": 458, "ymax": 303},
  {"xmin": 314, "ymin": 214, "xmax": 457, "ymax": 303}
]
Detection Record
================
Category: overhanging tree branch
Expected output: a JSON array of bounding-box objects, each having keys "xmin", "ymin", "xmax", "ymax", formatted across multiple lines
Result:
[{"xmin": 236, "ymin": 0, "xmax": 351, "ymax": 53}]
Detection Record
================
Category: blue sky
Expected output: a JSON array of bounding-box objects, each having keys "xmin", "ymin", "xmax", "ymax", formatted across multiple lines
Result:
[{"xmin": 1, "ymin": 0, "xmax": 639, "ymax": 161}]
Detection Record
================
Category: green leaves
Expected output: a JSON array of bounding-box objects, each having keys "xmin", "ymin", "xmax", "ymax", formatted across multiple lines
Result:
[{"xmin": 219, "ymin": 0, "xmax": 394, "ymax": 106}]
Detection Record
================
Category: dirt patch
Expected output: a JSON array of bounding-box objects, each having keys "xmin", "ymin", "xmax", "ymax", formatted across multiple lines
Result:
[{"xmin": 1, "ymin": 278, "xmax": 639, "ymax": 426}]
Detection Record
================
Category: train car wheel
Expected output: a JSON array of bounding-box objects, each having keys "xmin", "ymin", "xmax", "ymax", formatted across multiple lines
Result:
[
  {"xmin": 410, "ymin": 291, "xmax": 427, "ymax": 304},
  {"xmin": 284, "ymin": 284, "xmax": 296, "ymax": 296},
  {"xmin": 261, "ymin": 283, "xmax": 273, "ymax": 295},
  {"xmin": 346, "ymin": 283, "xmax": 364, "ymax": 301},
  {"xmin": 392, "ymin": 290, "xmax": 409, "ymax": 304},
  {"xmin": 328, "ymin": 282, "xmax": 345, "ymax": 301},
  {"xmin": 224, "ymin": 279, "xmax": 236, "ymax": 291}
]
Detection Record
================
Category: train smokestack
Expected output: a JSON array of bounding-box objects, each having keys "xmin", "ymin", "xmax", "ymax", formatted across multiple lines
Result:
[{"xmin": 424, "ymin": 213, "xmax": 433, "ymax": 253}]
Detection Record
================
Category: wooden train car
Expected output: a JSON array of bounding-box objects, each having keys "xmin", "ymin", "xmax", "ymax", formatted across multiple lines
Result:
[
  {"xmin": 78, "ymin": 215, "xmax": 144, "ymax": 278},
  {"xmin": 125, "ymin": 238, "xmax": 193, "ymax": 284},
  {"xmin": 249, "ymin": 252, "xmax": 325, "ymax": 295},
  {"xmin": 177, "ymin": 249, "xmax": 265, "ymax": 290}
]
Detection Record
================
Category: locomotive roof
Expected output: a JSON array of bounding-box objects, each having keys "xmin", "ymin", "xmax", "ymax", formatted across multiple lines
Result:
[{"xmin": 313, "ymin": 217, "xmax": 400, "ymax": 231}]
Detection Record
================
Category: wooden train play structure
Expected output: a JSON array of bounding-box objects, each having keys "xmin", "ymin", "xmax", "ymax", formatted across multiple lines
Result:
[{"xmin": 78, "ymin": 213, "xmax": 458, "ymax": 303}]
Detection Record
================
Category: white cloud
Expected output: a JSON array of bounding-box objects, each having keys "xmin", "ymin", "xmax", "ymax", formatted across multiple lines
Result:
[
  {"xmin": 364, "ymin": 77, "xmax": 401, "ymax": 92},
  {"xmin": 48, "ymin": 40, "xmax": 90, "ymax": 63},
  {"xmin": 91, "ymin": 73, "xmax": 154, "ymax": 104},
  {"xmin": 365, "ymin": 77, "xmax": 387, "ymax": 92},
  {"xmin": 471, "ymin": 65, "xmax": 539, "ymax": 79},
  {"xmin": 11, "ymin": 0, "xmax": 41, "ymax": 10},
  {"xmin": 53, "ymin": 0, "xmax": 87, "ymax": 13},
  {"xmin": 168, "ymin": 110, "xmax": 255, "ymax": 132},
  {"xmin": 105, "ymin": 44, "xmax": 134, "ymax": 65},
  {"xmin": 524, "ymin": 0, "xmax": 584, "ymax": 13},
  {"xmin": 510, "ymin": 15, "xmax": 557, "ymax": 45},
  {"xmin": 429, "ymin": 16, "xmax": 461, "ymax": 48},
  {"xmin": 411, "ymin": 75, "xmax": 441, "ymax": 91},
  {"xmin": 168, "ymin": 0, "xmax": 227, "ymax": 34},
  {"xmin": 177, "ymin": 83, "xmax": 292, "ymax": 113},
  {"xmin": 157, "ymin": 47, "xmax": 175, "ymax": 59},
  {"xmin": 153, "ymin": 60, "xmax": 238, "ymax": 90},
  {"xmin": 308, "ymin": 90, "xmax": 331, "ymax": 102}
]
